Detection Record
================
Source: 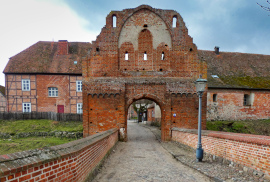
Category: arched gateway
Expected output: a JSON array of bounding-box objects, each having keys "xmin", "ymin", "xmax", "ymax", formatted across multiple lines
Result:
[{"xmin": 82, "ymin": 5, "xmax": 207, "ymax": 141}]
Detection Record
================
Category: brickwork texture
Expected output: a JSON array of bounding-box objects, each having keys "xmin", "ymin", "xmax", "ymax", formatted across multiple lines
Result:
[
  {"xmin": 172, "ymin": 128, "xmax": 270, "ymax": 177},
  {"xmin": 83, "ymin": 5, "xmax": 207, "ymax": 141},
  {"xmin": 207, "ymin": 89, "xmax": 270, "ymax": 120},
  {"xmin": 5, "ymin": 74, "xmax": 82, "ymax": 114},
  {"xmin": 0, "ymin": 128, "xmax": 118, "ymax": 182}
]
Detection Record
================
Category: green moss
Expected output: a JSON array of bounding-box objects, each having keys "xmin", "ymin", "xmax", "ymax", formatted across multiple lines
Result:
[
  {"xmin": 207, "ymin": 119, "xmax": 270, "ymax": 136},
  {"xmin": 219, "ymin": 76, "xmax": 270, "ymax": 89}
]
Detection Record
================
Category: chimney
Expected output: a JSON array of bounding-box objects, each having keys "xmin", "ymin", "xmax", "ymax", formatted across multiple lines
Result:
[
  {"xmin": 214, "ymin": 46, "xmax": 220, "ymax": 55},
  {"xmin": 58, "ymin": 40, "xmax": 68, "ymax": 55}
]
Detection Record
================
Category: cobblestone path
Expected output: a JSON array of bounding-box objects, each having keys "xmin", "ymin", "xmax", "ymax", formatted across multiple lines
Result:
[{"xmin": 92, "ymin": 122, "xmax": 212, "ymax": 182}]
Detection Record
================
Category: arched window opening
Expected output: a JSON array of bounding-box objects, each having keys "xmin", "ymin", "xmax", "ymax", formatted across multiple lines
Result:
[
  {"xmin": 172, "ymin": 16, "xmax": 177, "ymax": 28},
  {"xmin": 144, "ymin": 52, "xmax": 147, "ymax": 60},
  {"xmin": 161, "ymin": 52, "xmax": 165, "ymax": 60},
  {"xmin": 113, "ymin": 15, "xmax": 117, "ymax": 28},
  {"xmin": 125, "ymin": 51, "xmax": 129, "ymax": 60}
]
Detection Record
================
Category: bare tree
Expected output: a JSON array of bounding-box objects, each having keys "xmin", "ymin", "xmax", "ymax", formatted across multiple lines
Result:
[
  {"xmin": 257, "ymin": 0, "xmax": 270, "ymax": 12},
  {"xmin": 132, "ymin": 99, "xmax": 152, "ymax": 122}
]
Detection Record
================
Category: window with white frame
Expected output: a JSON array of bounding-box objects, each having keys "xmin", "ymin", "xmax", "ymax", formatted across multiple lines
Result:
[
  {"xmin": 22, "ymin": 79, "xmax": 30, "ymax": 91},
  {"xmin": 48, "ymin": 87, "xmax": 58, "ymax": 97},
  {"xmin": 76, "ymin": 81, "xmax": 82, "ymax": 92},
  {"xmin": 22, "ymin": 103, "xmax": 31, "ymax": 113},
  {"xmin": 77, "ymin": 103, "xmax": 83, "ymax": 114}
]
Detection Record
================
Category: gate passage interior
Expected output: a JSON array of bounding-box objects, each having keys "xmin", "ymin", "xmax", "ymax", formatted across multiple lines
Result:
[{"xmin": 82, "ymin": 5, "xmax": 207, "ymax": 141}]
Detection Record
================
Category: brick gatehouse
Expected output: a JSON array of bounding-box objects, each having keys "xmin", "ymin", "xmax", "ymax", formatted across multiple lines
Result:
[{"xmin": 82, "ymin": 5, "xmax": 207, "ymax": 141}]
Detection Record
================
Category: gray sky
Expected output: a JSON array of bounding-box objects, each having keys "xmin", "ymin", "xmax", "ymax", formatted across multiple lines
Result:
[{"xmin": 1, "ymin": 0, "xmax": 269, "ymax": 86}]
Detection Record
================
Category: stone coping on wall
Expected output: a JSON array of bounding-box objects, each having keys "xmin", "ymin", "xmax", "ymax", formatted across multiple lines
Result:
[
  {"xmin": 0, "ymin": 128, "xmax": 118, "ymax": 176},
  {"xmin": 171, "ymin": 127, "xmax": 270, "ymax": 146}
]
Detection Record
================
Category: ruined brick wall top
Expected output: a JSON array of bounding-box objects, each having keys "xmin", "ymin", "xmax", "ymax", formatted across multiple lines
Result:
[{"xmin": 83, "ymin": 5, "xmax": 206, "ymax": 84}]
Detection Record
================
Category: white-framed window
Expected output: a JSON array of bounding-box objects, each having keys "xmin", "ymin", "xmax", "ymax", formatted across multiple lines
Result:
[
  {"xmin": 76, "ymin": 81, "xmax": 82, "ymax": 92},
  {"xmin": 22, "ymin": 79, "xmax": 30, "ymax": 91},
  {"xmin": 23, "ymin": 103, "xmax": 31, "ymax": 113},
  {"xmin": 77, "ymin": 103, "xmax": 83, "ymax": 114},
  {"xmin": 48, "ymin": 87, "xmax": 58, "ymax": 97}
]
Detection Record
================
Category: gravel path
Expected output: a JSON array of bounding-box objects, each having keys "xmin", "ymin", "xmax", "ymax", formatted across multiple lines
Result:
[
  {"xmin": 144, "ymin": 124, "xmax": 270, "ymax": 182},
  {"xmin": 92, "ymin": 121, "xmax": 212, "ymax": 182}
]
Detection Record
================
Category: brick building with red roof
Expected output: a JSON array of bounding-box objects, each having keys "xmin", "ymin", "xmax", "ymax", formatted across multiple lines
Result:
[{"xmin": 3, "ymin": 40, "xmax": 91, "ymax": 114}]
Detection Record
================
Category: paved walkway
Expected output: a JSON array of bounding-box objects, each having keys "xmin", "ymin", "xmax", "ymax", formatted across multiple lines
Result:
[{"xmin": 92, "ymin": 122, "xmax": 212, "ymax": 182}]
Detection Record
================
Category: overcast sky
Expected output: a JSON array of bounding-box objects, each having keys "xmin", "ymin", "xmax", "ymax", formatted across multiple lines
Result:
[{"xmin": 1, "ymin": 0, "xmax": 269, "ymax": 86}]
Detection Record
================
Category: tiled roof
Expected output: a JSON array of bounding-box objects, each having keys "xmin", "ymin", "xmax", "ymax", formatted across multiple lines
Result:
[
  {"xmin": 3, "ymin": 41, "xmax": 92, "ymax": 74},
  {"xmin": 0, "ymin": 85, "xmax": 5, "ymax": 96},
  {"xmin": 198, "ymin": 50, "xmax": 270, "ymax": 89},
  {"xmin": 4, "ymin": 41, "xmax": 270, "ymax": 89}
]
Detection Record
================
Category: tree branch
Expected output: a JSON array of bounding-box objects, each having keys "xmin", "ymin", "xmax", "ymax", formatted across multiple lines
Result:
[{"xmin": 257, "ymin": 0, "xmax": 270, "ymax": 12}]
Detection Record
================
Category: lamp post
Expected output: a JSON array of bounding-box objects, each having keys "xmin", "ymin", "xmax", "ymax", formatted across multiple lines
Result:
[{"xmin": 195, "ymin": 77, "xmax": 207, "ymax": 162}]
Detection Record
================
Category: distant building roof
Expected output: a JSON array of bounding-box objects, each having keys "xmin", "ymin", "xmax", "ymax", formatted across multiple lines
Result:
[
  {"xmin": 3, "ymin": 41, "xmax": 270, "ymax": 90},
  {"xmin": 0, "ymin": 85, "xmax": 5, "ymax": 96},
  {"xmin": 3, "ymin": 41, "xmax": 92, "ymax": 74},
  {"xmin": 198, "ymin": 50, "xmax": 270, "ymax": 89}
]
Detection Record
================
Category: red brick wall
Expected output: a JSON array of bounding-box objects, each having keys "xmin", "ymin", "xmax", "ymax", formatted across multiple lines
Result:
[
  {"xmin": 5, "ymin": 74, "xmax": 82, "ymax": 114},
  {"xmin": 172, "ymin": 128, "xmax": 270, "ymax": 176},
  {"xmin": 0, "ymin": 128, "xmax": 118, "ymax": 182},
  {"xmin": 147, "ymin": 107, "xmax": 155, "ymax": 121},
  {"xmin": 83, "ymin": 5, "xmax": 207, "ymax": 141},
  {"xmin": 207, "ymin": 89, "xmax": 270, "ymax": 120}
]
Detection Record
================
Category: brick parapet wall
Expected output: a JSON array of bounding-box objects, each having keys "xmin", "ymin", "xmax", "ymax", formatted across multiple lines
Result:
[
  {"xmin": 0, "ymin": 128, "xmax": 118, "ymax": 182},
  {"xmin": 171, "ymin": 128, "xmax": 270, "ymax": 176}
]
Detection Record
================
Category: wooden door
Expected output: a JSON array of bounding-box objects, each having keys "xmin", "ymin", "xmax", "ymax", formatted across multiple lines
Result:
[{"xmin": 57, "ymin": 105, "xmax": 64, "ymax": 113}]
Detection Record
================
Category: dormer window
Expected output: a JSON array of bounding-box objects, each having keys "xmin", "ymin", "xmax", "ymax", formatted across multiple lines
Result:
[
  {"xmin": 125, "ymin": 51, "xmax": 129, "ymax": 60},
  {"xmin": 161, "ymin": 52, "xmax": 165, "ymax": 60},
  {"xmin": 144, "ymin": 52, "xmax": 147, "ymax": 60}
]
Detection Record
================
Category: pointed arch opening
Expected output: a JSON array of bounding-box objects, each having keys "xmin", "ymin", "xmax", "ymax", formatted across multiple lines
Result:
[
  {"xmin": 113, "ymin": 15, "xmax": 117, "ymax": 27},
  {"xmin": 172, "ymin": 16, "xmax": 177, "ymax": 28}
]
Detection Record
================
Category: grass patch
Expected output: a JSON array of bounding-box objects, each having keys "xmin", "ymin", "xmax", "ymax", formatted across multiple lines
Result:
[
  {"xmin": 0, "ymin": 119, "xmax": 83, "ymax": 155},
  {"xmin": 207, "ymin": 119, "xmax": 270, "ymax": 136},
  {"xmin": 0, "ymin": 119, "xmax": 83, "ymax": 134},
  {"xmin": 0, "ymin": 137, "xmax": 76, "ymax": 155}
]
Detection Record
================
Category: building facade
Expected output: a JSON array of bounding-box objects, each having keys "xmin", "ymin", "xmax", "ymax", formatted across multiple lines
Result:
[
  {"xmin": 0, "ymin": 85, "xmax": 6, "ymax": 112},
  {"xmin": 82, "ymin": 5, "xmax": 207, "ymax": 141},
  {"xmin": 4, "ymin": 40, "xmax": 91, "ymax": 114},
  {"xmin": 3, "ymin": 6, "xmax": 270, "ymax": 140},
  {"xmin": 199, "ymin": 50, "xmax": 270, "ymax": 120}
]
